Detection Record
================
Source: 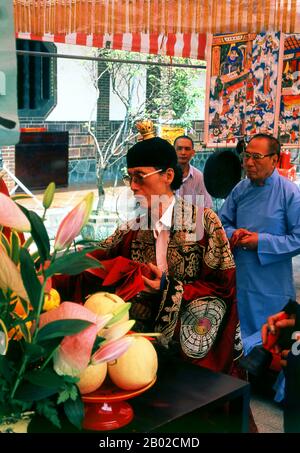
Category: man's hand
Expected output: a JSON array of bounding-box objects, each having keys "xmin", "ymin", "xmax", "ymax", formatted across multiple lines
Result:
[
  {"xmin": 261, "ymin": 311, "xmax": 295, "ymax": 356},
  {"xmin": 238, "ymin": 232, "xmax": 258, "ymax": 250},
  {"xmin": 142, "ymin": 263, "xmax": 163, "ymax": 294},
  {"xmin": 262, "ymin": 311, "xmax": 288, "ymax": 344},
  {"xmin": 230, "ymin": 228, "xmax": 252, "ymax": 249}
]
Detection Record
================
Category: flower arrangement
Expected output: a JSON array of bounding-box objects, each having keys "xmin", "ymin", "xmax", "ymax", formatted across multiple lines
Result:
[{"xmin": 0, "ymin": 182, "xmax": 134, "ymax": 430}]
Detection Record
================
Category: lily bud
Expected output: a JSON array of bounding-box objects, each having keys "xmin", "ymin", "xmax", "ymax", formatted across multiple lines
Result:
[
  {"xmin": 101, "ymin": 320, "xmax": 135, "ymax": 342},
  {"xmin": 43, "ymin": 182, "xmax": 56, "ymax": 209},
  {"xmin": 91, "ymin": 336, "xmax": 134, "ymax": 365},
  {"xmin": 54, "ymin": 192, "xmax": 94, "ymax": 251},
  {"xmin": 0, "ymin": 193, "xmax": 31, "ymax": 232}
]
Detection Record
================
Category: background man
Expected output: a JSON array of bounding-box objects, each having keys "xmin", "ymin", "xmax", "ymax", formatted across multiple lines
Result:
[
  {"xmin": 220, "ymin": 133, "xmax": 300, "ymax": 353},
  {"xmin": 174, "ymin": 135, "xmax": 212, "ymax": 208}
]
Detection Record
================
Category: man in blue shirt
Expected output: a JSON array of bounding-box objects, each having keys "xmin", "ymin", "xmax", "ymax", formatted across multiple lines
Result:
[
  {"xmin": 220, "ymin": 133, "xmax": 300, "ymax": 352},
  {"xmin": 174, "ymin": 135, "xmax": 212, "ymax": 208}
]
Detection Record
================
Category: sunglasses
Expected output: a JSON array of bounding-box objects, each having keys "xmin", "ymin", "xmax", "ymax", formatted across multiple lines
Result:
[
  {"xmin": 243, "ymin": 152, "xmax": 275, "ymax": 161},
  {"xmin": 123, "ymin": 168, "xmax": 163, "ymax": 186}
]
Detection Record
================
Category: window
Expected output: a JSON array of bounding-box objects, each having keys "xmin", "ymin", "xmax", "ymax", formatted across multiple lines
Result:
[{"xmin": 16, "ymin": 39, "xmax": 57, "ymax": 117}]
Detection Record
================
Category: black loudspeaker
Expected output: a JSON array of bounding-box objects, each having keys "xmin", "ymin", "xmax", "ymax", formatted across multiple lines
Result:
[{"xmin": 203, "ymin": 149, "xmax": 242, "ymax": 199}]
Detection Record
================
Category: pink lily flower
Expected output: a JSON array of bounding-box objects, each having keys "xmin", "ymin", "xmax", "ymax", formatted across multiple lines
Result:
[
  {"xmin": 91, "ymin": 336, "xmax": 134, "ymax": 365},
  {"xmin": 39, "ymin": 301, "xmax": 112, "ymax": 376},
  {"xmin": 54, "ymin": 192, "xmax": 94, "ymax": 251},
  {"xmin": 0, "ymin": 193, "xmax": 31, "ymax": 232}
]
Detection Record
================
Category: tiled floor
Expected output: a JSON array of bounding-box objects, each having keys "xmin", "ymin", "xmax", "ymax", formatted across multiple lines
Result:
[{"xmin": 16, "ymin": 183, "xmax": 300, "ymax": 433}]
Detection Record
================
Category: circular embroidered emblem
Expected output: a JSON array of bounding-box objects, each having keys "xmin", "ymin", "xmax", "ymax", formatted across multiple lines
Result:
[
  {"xmin": 194, "ymin": 318, "xmax": 211, "ymax": 335},
  {"xmin": 180, "ymin": 296, "xmax": 226, "ymax": 358}
]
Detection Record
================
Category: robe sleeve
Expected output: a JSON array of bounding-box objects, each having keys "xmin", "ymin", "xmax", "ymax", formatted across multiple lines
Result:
[
  {"xmin": 258, "ymin": 188, "xmax": 300, "ymax": 266},
  {"xmin": 218, "ymin": 189, "xmax": 238, "ymax": 239}
]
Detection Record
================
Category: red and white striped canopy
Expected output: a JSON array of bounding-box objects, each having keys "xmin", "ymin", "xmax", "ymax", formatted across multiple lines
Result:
[
  {"xmin": 14, "ymin": 1, "xmax": 300, "ymax": 60},
  {"xmin": 15, "ymin": 31, "xmax": 207, "ymax": 60}
]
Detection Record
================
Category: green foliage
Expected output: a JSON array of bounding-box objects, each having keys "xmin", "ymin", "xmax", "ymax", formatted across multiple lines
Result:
[
  {"xmin": 63, "ymin": 393, "xmax": 84, "ymax": 430},
  {"xmin": 36, "ymin": 400, "xmax": 61, "ymax": 428},
  {"xmin": 45, "ymin": 247, "xmax": 101, "ymax": 277},
  {"xmin": 19, "ymin": 248, "xmax": 42, "ymax": 311},
  {"xmin": 19, "ymin": 206, "xmax": 50, "ymax": 264},
  {"xmin": 57, "ymin": 384, "xmax": 78, "ymax": 404}
]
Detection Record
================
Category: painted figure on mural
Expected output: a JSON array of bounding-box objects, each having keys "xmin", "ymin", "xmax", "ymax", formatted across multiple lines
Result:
[
  {"xmin": 263, "ymin": 66, "xmax": 271, "ymax": 96},
  {"xmin": 221, "ymin": 89, "xmax": 231, "ymax": 116},
  {"xmin": 282, "ymin": 69, "xmax": 294, "ymax": 88},
  {"xmin": 292, "ymin": 107, "xmax": 299, "ymax": 120},
  {"xmin": 290, "ymin": 128, "xmax": 297, "ymax": 143},
  {"xmin": 213, "ymin": 75, "xmax": 223, "ymax": 100},
  {"xmin": 263, "ymin": 35, "xmax": 277, "ymax": 55},
  {"xmin": 220, "ymin": 45, "xmax": 244, "ymax": 75},
  {"xmin": 211, "ymin": 112, "xmax": 223, "ymax": 137},
  {"xmin": 246, "ymin": 70, "xmax": 258, "ymax": 104},
  {"xmin": 239, "ymin": 106, "xmax": 246, "ymax": 136}
]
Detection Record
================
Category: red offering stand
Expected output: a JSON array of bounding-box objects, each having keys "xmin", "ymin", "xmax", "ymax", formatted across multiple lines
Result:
[{"xmin": 82, "ymin": 377, "xmax": 156, "ymax": 431}]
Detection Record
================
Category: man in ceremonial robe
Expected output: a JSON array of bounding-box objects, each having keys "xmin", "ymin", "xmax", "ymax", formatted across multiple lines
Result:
[{"xmin": 55, "ymin": 122, "xmax": 242, "ymax": 375}]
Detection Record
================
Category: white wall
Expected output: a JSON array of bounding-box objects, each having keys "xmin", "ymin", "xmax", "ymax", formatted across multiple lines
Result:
[
  {"xmin": 47, "ymin": 43, "xmax": 205, "ymax": 122},
  {"xmin": 47, "ymin": 43, "xmax": 98, "ymax": 122}
]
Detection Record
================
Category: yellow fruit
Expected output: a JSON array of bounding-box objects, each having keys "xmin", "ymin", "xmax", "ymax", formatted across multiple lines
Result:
[
  {"xmin": 108, "ymin": 336, "xmax": 158, "ymax": 391},
  {"xmin": 77, "ymin": 362, "xmax": 107, "ymax": 395},
  {"xmin": 43, "ymin": 288, "xmax": 60, "ymax": 312},
  {"xmin": 84, "ymin": 292, "xmax": 129, "ymax": 322}
]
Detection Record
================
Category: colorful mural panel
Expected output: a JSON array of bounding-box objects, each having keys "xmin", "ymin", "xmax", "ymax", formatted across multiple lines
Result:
[
  {"xmin": 205, "ymin": 32, "xmax": 280, "ymax": 147},
  {"xmin": 278, "ymin": 34, "xmax": 300, "ymax": 146}
]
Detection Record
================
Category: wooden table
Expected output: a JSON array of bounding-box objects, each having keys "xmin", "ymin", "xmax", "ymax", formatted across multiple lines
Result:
[{"xmin": 29, "ymin": 356, "xmax": 250, "ymax": 434}]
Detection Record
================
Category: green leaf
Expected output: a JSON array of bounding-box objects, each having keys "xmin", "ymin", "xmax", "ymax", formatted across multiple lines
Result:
[
  {"xmin": 10, "ymin": 231, "xmax": 21, "ymax": 264},
  {"xmin": 19, "ymin": 248, "xmax": 42, "ymax": 311},
  {"xmin": 0, "ymin": 232, "xmax": 10, "ymax": 256},
  {"xmin": 45, "ymin": 253, "xmax": 102, "ymax": 278},
  {"xmin": 15, "ymin": 382, "xmax": 60, "ymax": 401},
  {"xmin": 57, "ymin": 389, "xmax": 70, "ymax": 405},
  {"xmin": 23, "ymin": 236, "xmax": 34, "ymax": 250},
  {"xmin": 18, "ymin": 205, "xmax": 50, "ymax": 263},
  {"xmin": 0, "ymin": 355, "xmax": 15, "ymax": 382},
  {"xmin": 57, "ymin": 385, "xmax": 77, "ymax": 404},
  {"xmin": 74, "ymin": 239, "xmax": 100, "ymax": 246},
  {"xmin": 64, "ymin": 394, "xmax": 84, "ymax": 430},
  {"xmin": 61, "ymin": 375, "xmax": 79, "ymax": 384},
  {"xmin": 36, "ymin": 319, "xmax": 93, "ymax": 342},
  {"xmin": 24, "ymin": 368, "xmax": 65, "ymax": 388},
  {"xmin": 36, "ymin": 400, "xmax": 61, "ymax": 428},
  {"xmin": 24, "ymin": 343, "xmax": 46, "ymax": 362},
  {"xmin": 17, "ymin": 320, "xmax": 32, "ymax": 342}
]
